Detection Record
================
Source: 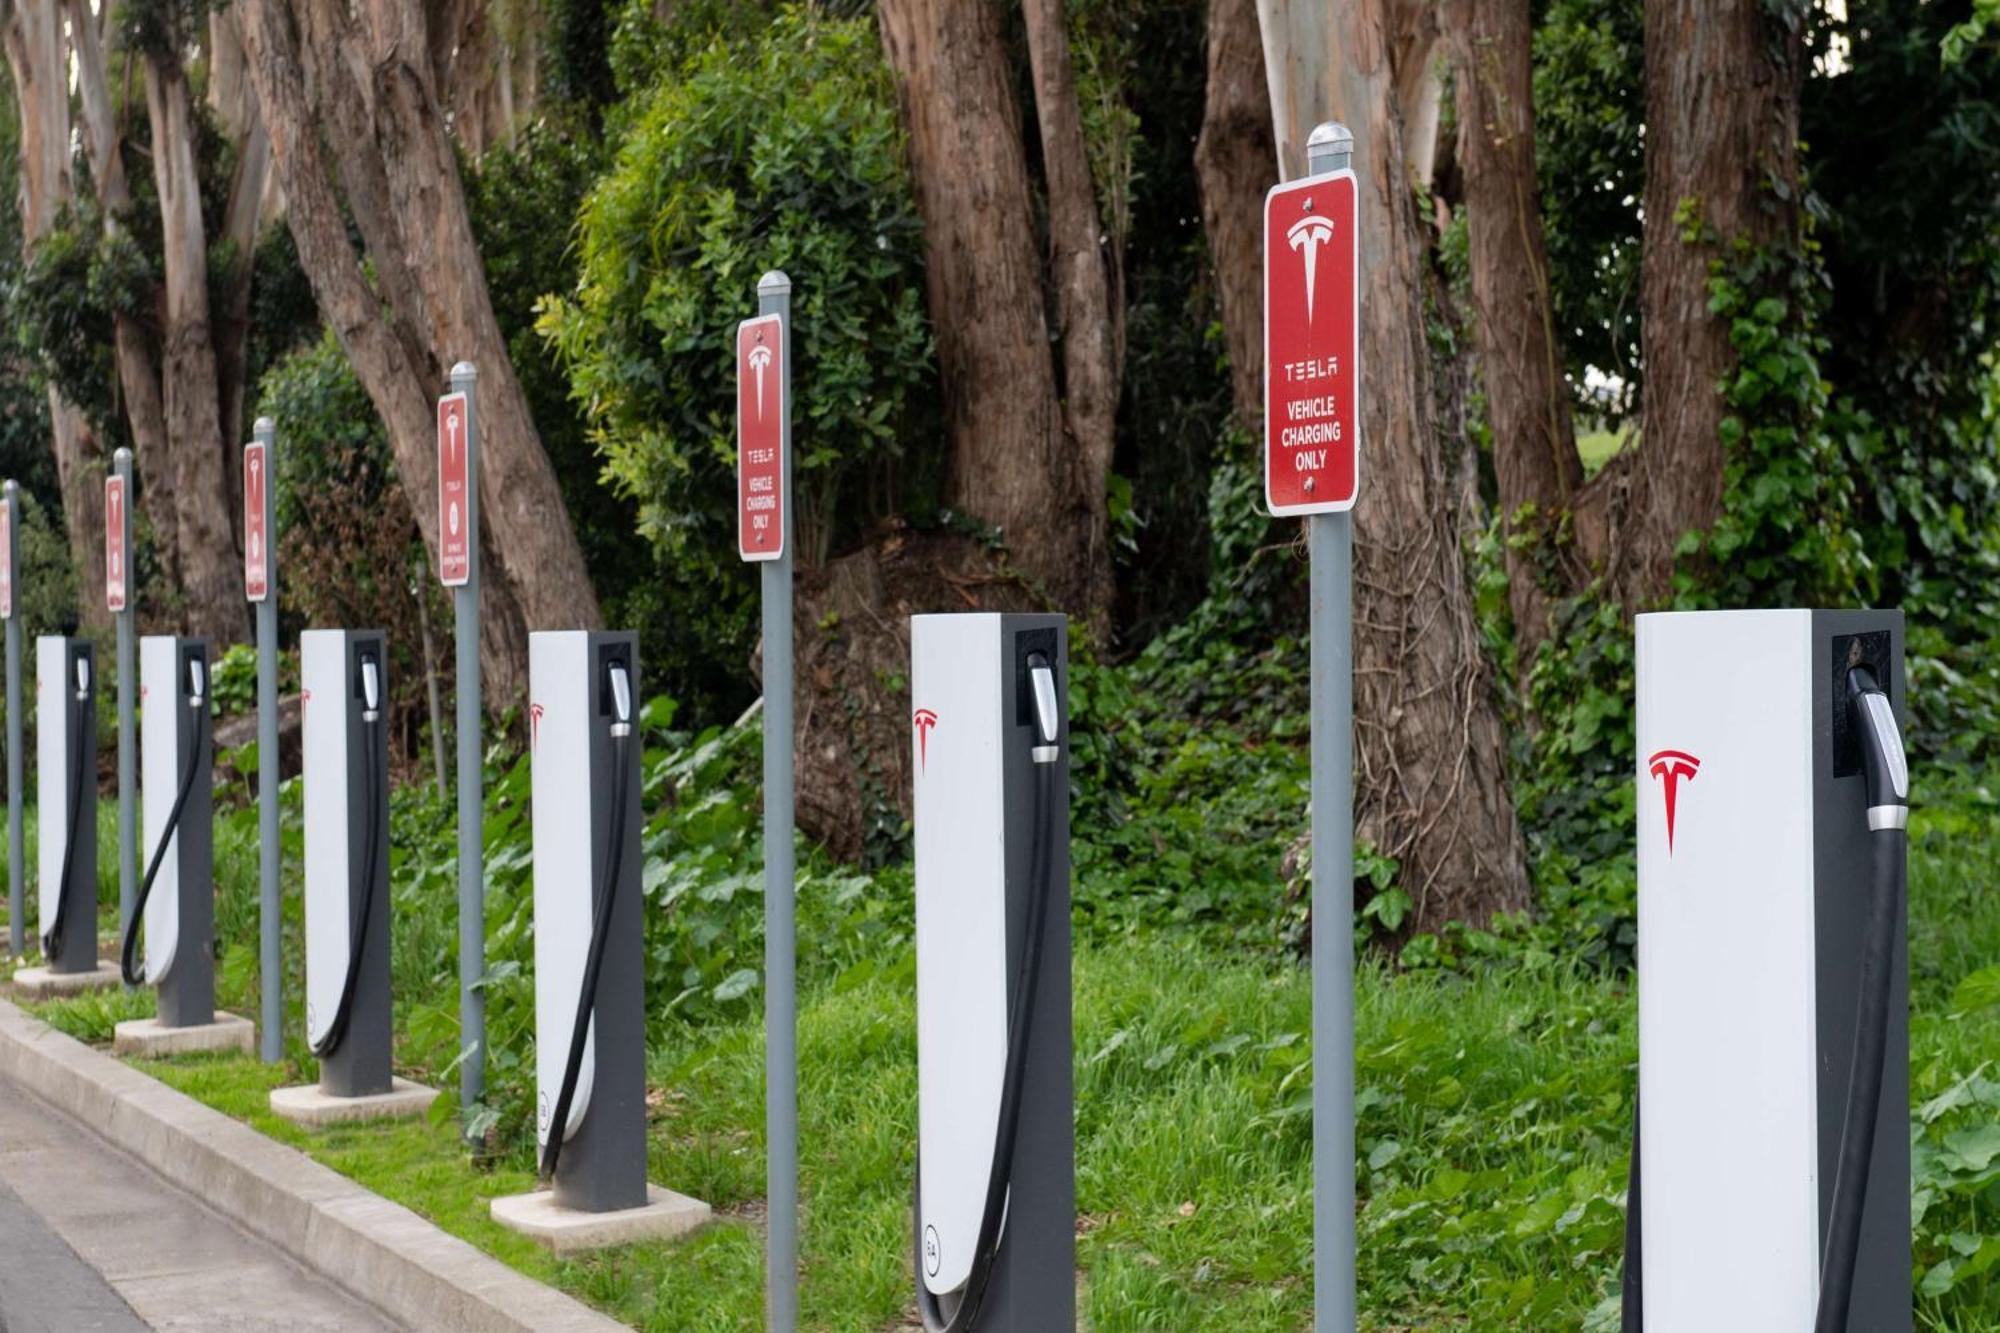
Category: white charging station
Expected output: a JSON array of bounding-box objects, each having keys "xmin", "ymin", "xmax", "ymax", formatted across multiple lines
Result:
[
  {"xmin": 489, "ymin": 630, "xmax": 709, "ymax": 1252},
  {"xmin": 911, "ymin": 612, "xmax": 1072, "ymax": 1331},
  {"xmin": 1633, "ymin": 609, "xmax": 1908, "ymax": 1332},
  {"xmin": 272, "ymin": 630, "xmax": 434, "ymax": 1125},
  {"xmin": 15, "ymin": 637, "xmax": 117, "ymax": 997}
]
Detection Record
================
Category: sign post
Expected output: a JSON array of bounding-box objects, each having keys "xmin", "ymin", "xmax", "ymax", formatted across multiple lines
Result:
[
  {"xmin": 439, "ymin": 365, "xmax": 484, "ymax": 1125},
  {"xmin": 740, "ymin": 274, "xmax": 795, "ymax": 1331},
  {"xmin": 108, "ymin": 451, "xmax": 136, "ymax": 952},
  {"xmin": 2, "ymin": 481, "xmax": 18, "ymax": 958},
  {"xmin": 1265, "ymin": 121, "xmax": 1358, "ymax": 1333},
  {"xmin": 247, "ymin": 418, "xmax": 282, "ymax": 1061}
]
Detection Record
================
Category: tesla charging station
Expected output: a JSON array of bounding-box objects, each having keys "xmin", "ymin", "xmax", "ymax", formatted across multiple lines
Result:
[
  {"xmin": 18, "ymin": 636, "xmax": 118, "ymax": 995},
  {"xmin": 110, "ymin": 639, "xmax": 254, "ymax": 1054},
  {"xmin": 271, "ymin": 630, "xmax": 435, "ymax": 1124},
  {"xmin": 910, "ymin": 612, "xmax": 1073, "ymax": 1331},
  {"xmin": 1631, "ymin": 610, "xmax": 1909, "ymax": 1332},
  {"xmin": 489, "ymin": 630, "xmax": 708, "ymax": 1251}
]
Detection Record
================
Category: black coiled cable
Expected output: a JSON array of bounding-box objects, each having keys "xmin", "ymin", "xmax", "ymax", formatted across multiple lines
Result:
[
  {"xmin": 311, "ymin": 714, "xmax": 383, "ymax": 1058},
  {"xmin": 914, "ymin": 754, "xmax": 1058, "ymax": 1332},
  {"xmin": 539, "ymin": 723, "xmax": 634, "ymax": 1184},
  {"xmin": 39, "ymin": 675, "xmax": 89, "ymax": 963},
  {"xmin": 120, "ymin": 692, "xmax": 206, "ymax": 986}
]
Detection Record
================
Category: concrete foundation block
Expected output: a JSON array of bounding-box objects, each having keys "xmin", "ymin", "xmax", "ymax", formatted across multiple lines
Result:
[
  {"xmin": 490, "ymin": 1184, "xmax": 712, "ymax": 1256},
  {"xmin": 269, "ymin": 1076, "xmax": 438, "ymax": 1127},
  {"xmin": 12, "ymin": 963, "xmax": 122, "ymax": 1000},
  {"xmin": 113, "ymin": 1012, "xmax": 255, "ymax": 1058}
]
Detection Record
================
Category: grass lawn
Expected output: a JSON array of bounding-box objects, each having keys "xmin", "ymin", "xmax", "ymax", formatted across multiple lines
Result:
[{"xmin": 14, "ymin": 781, "xmax": 1998, "ymax": 1331}]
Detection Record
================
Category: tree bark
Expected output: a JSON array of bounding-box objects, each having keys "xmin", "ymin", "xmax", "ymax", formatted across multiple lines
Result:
[
  {"xmin": 1, "ymin": 0, "xmax": 109, "ymax": 631},
  {"xmin": 1257, "ymin": 0, "xmax": 1530, "ymax": 929},
  {"xmin": 1614, "ymin": 0, "xmax": 1802, "ymax": 605},
  {"xmin": 877, "ymin": 0, "xmax": 1107, "ymax": 630},
  {"xmin": 1441, "ymin": 0, "xmax": 1581, "ymax": 661},
  {"xmin": 143, "ymin": 51, "xmax": 249, "ymax": 645},
  {"xmin": 237, "ymin": 0, "xmax": 534, "ymax": 704},
  {"xmin": 1022, "ymin": 0, "xmax": 1120, "ymax": 631},
  {"xmin": 66, "ymin": 0, "xmax": 180, "ymax": 597},
  {"xmin": 1196, "ymin": 0, "xmax": 1277, "ymax": 433}
]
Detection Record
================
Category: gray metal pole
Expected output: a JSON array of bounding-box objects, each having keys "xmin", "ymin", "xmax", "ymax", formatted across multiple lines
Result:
[
  {"xmin": 114, "ymin": 448, "xmax": 136, "ymax": 951},
  {"xmin": 254, "ymin": 418, "xmax": 283, "ymax": 1062},
  {"xmin": 758, "ymin": 270, "xmax": 798, "ymax": 1333},
  {"xmin": 452, "ymin": 360, "xmax": 486, "ymax": 1123},
  {"xmin": 1304, "ymin": 120, "xmax": 1357, "ymax": 1333},
  {"xmin": 5, "ymin": 481, "xmax": 20, "ymax": 959}
]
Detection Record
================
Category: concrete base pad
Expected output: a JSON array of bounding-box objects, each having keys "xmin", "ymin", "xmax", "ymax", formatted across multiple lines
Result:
[
  {"xmin": 490, "ymin": 1185, "xmax": 712, "ymax": 1255},
  {"xmin": 269, "ymin": 1076, "xmax": 439, "ymax": 1127},
  {"xmin": 12, "ymin": 963, "xmax": 122, "ymax": 1000},
  {"xmin": 112, "ymin": 1012, "xmax": 255, "ymax": 1057}
]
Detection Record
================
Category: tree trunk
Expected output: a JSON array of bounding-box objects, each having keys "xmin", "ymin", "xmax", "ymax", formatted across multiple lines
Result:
[
  {"xmin": 1615, "ymin": 0, "xmax": 1802, "ymax": 605},
  {"xmin": 877, "ymin": 0, "xmax": 1104, "ymax": 629},
  {"xmin": 237, "ymin": 0, "xmax": 533, "ymax": 705},
  {"xmin": 256, "ymin": 0, "xmax": 598, "ymax": 669},
  {"xmin": 144, "ymin": 52, "xmax": 249, "ymax": 646},
  {"xmin": 1257, "ymin": 0, "xmax": 1530, "ymax": 929},
  {"xmin": 1022, "ymin": 0, "xmax": 1121, "ymax": 632},
  {"xmin": 1196, "ymin": 0, "xmax": 1277, "ymax": 433},
  {"xmin": 65, "ymin": 0, "xmax": 179, "ymax": 599},
  {"xmin": 1441, "ymin": 0, "xmax": 1581, "ymax": 661},
  {"xmin": 2, "ymin": 0, "xmax": 110, "ymax": 632}
]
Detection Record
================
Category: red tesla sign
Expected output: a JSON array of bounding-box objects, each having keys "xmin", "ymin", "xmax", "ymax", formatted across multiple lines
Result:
[
  {"xmin": 245, "ymin": 439, "xmax": 270, "ymax": 603},
  {"xmin": 1264, "ymin": 168, "xmax": 1359, "ymax": 515},
  {"xmin": 105, "ymin": 473, "xmax": 128, "ymax": 612},
  {"xmin": 437, "ymin": 391, "xmax": 470, "ymax": 586},
  {"xmin": 738, "ymin": 314, "xmax": 785, "ymax": 562}
]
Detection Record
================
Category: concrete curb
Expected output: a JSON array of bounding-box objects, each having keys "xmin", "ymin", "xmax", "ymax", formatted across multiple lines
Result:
[{"xmin": 0, "ymin": 998, "xmax": 629, "ymax": 1333}]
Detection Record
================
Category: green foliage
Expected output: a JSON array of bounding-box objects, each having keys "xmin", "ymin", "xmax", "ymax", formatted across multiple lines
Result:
[
  {"xmin": 8, "ymin": 201, "xmax": 148, "ymax": 433},
  {"xmin": 10, "ymin": 489, "xmax": 79, "ymax": 638},
  {"xmin": 1692, "ymin": 235, "xmax": 1864, "ymax": 607},
  {"xmin": 542, "ymin": 6, "xmax": 933, "ymax": 716},
  {"xmin": 1533, "ymin": 0, "xmax": 1645, "ymax": 425}
]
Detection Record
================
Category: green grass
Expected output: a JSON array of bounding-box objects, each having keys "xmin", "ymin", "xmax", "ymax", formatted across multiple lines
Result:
[
  {"xmin": 21, "ymin": 800, "xmax": 1997, "ymax": 1331},
  {"xmin": 9, "ymin": 755, "xmax": 1998, "ymax": 1329},
  {"xmin": 1578, "ymin": 429, "xmax": 1629, "ymax": 477}
]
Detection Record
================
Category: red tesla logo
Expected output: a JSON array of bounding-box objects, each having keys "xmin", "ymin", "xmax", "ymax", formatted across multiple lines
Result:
[
  {"xmin": 1647, "ymin": 749, "xmax": 1702, "ymax": 853},
  {"xmin": 529, "ymin": 702, "xmax": 545, "ymax": 751},
  {"xmin": 913, "ymin": 709, "xmax": 938, "ymax": 771}
]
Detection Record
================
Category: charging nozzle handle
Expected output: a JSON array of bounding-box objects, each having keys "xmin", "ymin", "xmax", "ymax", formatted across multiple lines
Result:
[
  {"xmin": 1847, "ymin": 666, "xmax": 1907, "ymax": 830},
  {"xmin": 1028, "ymin": 652, "xmax": 1060, "ymax": 765}
]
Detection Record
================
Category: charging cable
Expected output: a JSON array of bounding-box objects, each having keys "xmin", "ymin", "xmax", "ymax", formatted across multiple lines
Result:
[
  {"xmin": 312, "ymin": 653, "xmax": 384, "ymax": 1058},
  {"xmin": 120, "ymin": 655, "xmax": 208, "ymax": 985},
  {"xmin": 915, "ymin": 650, "xmax": 1062, "ymax": 1332},
  {"xmin": 540, "ymin": 660, "xmax": 634, "ymax": 1184},
  {"xmin": 1814, "ymin": 665, "xmax": 1907, "ymax": 1333},
  {"xmin": 40, "ymin": 655, "xmax": 92, "ymax": 962}
]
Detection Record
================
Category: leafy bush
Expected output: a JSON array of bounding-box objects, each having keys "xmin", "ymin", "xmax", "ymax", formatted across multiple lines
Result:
[{"xmin": 541, "ymin": 5, "xmax": 934, "ymax": 718}]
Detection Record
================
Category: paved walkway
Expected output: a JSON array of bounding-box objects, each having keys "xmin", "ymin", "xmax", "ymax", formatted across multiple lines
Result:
[{"xmin": 0, "ymin": 1074, "xmax": 400, "ymax": 1332}]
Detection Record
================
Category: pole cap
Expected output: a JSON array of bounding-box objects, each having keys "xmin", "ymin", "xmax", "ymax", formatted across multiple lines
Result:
[
  {"xmin": 253, "ymin": 416, "xmax": 276, "ymax": 444},
  {"xmin": 113, "ymin": 446, "xmax": 132, "ymax": 468},
  {"xmin": 1307, "ymin": 121, "xmax": 1355, "ymax": 176},
  {"xmin": 450, "ymin": 360, "xmax": 478, "ymax": 384},
  {"xmin": 3, "ymin": 479, "xmax": 15, "ymax": 499},
  {"xmin": 758, "ymin": 270, "xmax": 792, "ymax": 297}
]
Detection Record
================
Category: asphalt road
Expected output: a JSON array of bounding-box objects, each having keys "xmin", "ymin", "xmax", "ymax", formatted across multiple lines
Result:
[{"xmin": 0, "ymin": 1073, "xmax": 399, "ymax": 1332}]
